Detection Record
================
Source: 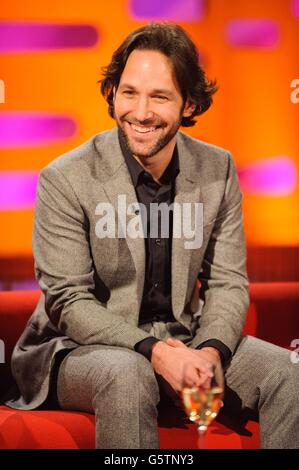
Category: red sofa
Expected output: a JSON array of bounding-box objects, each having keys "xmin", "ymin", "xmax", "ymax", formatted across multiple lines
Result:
[{"xmin": 0, "ymin": 283, "xmax": 298, "ymax": 449}]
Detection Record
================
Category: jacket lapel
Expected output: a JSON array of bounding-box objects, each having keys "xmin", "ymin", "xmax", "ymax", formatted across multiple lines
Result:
[
  {"xmin": 97, "ymin": 129, "xmax": 146, "ymax": 308},
  {"xmin": 171, "ymin": 133, "xmax": 202, "ymax": 321}
]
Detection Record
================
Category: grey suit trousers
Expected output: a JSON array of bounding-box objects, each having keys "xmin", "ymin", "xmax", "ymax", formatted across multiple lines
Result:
[{"xmin": 54, "ymin": 321, "xmax": 299, "ymax": 449}]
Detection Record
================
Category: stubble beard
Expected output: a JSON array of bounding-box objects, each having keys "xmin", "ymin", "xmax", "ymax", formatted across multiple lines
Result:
[{"xmin": 117, "ymin": 118, "xmax": 182, "ymax": 159}]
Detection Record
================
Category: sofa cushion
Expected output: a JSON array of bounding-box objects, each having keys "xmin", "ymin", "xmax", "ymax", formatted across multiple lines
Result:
[
  {"xmin": 0, "ymin": 291, "xmax": 41, "ymax": 398},
  {"xmin": 0, "ymin": 405, "xmax": 94, "ymax": 449},
  {"xmin": 0, "ymin": 405, "xmax": 259, "ymax": 449}
]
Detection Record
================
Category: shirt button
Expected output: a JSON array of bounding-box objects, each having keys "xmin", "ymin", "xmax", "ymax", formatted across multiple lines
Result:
[{"xmin": 154, "ymin": 282, "xmax": 159, "ymax": 288}]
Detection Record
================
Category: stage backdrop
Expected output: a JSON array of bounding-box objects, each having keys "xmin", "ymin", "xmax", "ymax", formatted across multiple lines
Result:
[{"xmin": 1, "ymin": 0, "xmax": 299, "ymax": 258}]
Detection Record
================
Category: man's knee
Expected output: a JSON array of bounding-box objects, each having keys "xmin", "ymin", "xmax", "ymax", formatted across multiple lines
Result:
[
  {"xmin": 235, "ymin": 336, "xmax": 291, "ymax": 368},
  {"xmin": 240, "ymin": 336, "xmax": 297, "ymax": 393},
  {"xmin": 95, "ymin": 348, "xmax": 160, "ymax": 403}
]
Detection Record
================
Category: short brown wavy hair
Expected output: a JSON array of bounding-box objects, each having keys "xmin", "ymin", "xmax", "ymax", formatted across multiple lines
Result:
[{"xmin": 100, "ymin": 23, "xmax": 217, "ymax": 127}]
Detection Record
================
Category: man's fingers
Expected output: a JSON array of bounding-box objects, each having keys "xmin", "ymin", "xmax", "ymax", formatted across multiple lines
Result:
[
  {"xmin": 198, "ymin": 366, "xmax": 214, "ymax": 378},
  {"xmin": 198, "ymin": 374, "xmax": 212, "ymax": 389},
  {"xmin": 166, "ymin": 338, "xmax": 187, "ymax": 348},
  {"xmin": 181, "ymin": 365, "xmax": 214, "ymax": 390}
]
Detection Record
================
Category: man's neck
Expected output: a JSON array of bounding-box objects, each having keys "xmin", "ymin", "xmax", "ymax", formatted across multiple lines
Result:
[{"xmin": 133, "ymin": 138, "xmax": 177, "ymax": 182}]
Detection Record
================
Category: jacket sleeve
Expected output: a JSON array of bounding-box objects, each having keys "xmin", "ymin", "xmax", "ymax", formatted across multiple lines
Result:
[
  {"xmin": 191, "ymin": 152, "xmax": 250, "ymax": 355},
  {"xmin": 33, "ymin": 165, "xmax": 152, "ymax": 349}
]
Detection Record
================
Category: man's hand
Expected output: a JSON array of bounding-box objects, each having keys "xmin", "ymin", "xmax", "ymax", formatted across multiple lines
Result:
[
  {"xmin": 151, "ymin": 338, "xmax": 214, "ymax": 392},
  {"xmin": 165, "ymin": 339, "xmax": 222, "ymax": 367},
  {"xmin": 193, "ymin": 346, "xmax": 224, "ymax": 390},
  {"xmin": 193, "ymin": 346, "xmax": 222, "ymax": 368}
]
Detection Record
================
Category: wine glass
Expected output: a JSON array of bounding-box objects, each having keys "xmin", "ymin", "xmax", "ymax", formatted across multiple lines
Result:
[{"xmin": 180, "ymin": 364, "xmax": 224, "ymax": 448}]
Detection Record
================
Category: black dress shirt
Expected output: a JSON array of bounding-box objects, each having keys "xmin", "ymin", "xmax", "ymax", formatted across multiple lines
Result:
[{"xmin": 119, "ymin": 131, "xmax": 231, "ymax": 367}]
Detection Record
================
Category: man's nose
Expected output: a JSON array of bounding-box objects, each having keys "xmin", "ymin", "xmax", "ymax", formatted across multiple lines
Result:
[{"xmin": 134, "ymin": 97, "xmax": 154, "ymax": 122}]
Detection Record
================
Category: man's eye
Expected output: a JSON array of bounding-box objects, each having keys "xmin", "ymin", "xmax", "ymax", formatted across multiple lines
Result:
[
  {"xmin": 154, "ymin": 95, "xmax": 168, "ymax": 101},
  {"xmin": 123, "ymin": 90, "xmax": 134, "ymax": 96}
]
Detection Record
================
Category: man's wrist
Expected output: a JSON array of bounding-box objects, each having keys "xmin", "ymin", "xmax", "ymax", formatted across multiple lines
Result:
[
  {"xmin": 151, "ymin": 340, "xmax": 166, "ymax": 363},
  {"xmin": 197, "ymin": 339, "xmax": 231, "ymax": 367},
  {"xmin": 200, "ymin": 346, "xmax": 221, "ymax": 363},
  {"xmin": 134, "ymin": 337, "xmax": 160, "ymax": 361}
]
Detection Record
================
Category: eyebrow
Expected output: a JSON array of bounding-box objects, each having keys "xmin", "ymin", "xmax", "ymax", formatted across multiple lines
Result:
[{"xmin": 118, "ymin": 84, "xmax": 174, "ymax": 97}]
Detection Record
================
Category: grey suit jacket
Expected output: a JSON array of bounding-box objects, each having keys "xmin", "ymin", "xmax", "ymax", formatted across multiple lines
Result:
[{"xmin": 5, "ymin": 127, "xmax": 249, "ymax": 409}]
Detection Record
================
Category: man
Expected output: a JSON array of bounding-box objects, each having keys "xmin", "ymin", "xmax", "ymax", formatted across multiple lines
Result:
[{"xmin": 4, "ymin": 23, "xmax": 298, "ymax": 449}]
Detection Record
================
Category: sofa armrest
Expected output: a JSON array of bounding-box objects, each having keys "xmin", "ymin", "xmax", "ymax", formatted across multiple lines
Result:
[{"xmin": 244, "ymin": 282, "xmax": 299, "ymax": 348}]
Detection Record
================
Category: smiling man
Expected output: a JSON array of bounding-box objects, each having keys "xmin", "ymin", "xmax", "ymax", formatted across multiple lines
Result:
[
  {"xmin": 4, "ymin": 23, "xmax": 298, "ymax": 449},
  {"xmin": 113, "ymin": 48, "xmax": 194, "ymax": 175}
]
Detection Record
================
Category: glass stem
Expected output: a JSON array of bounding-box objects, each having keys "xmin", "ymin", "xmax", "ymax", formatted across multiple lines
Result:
[{"xmin": 197, "ymin": 426, "xmax": 207, "ymax": 449}]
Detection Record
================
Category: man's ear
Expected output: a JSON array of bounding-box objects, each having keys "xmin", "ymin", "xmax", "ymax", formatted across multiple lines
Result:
[{"xmin": 182, "ymin": 99, "xmax": 196, "ymax": 117}]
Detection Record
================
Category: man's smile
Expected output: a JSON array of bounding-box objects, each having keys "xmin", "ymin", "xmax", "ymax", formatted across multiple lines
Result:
[
  {"xmin": 131, "ymin": 124, "xmax": 157, "ymax": 133},
  {"xmin": 125, "ymin": 121, "xmax": 163, "ymax": 137}
]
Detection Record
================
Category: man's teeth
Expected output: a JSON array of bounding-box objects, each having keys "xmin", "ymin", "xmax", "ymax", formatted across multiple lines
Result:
[{"xmin": 130, "ymin": 124, "xmax": 157, "ymax": 133}]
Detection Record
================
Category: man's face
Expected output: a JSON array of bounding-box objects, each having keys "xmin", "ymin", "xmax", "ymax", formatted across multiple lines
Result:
[{"xmin": 114, "ymin": 49, "xmax": 193, "ymax": 159}]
